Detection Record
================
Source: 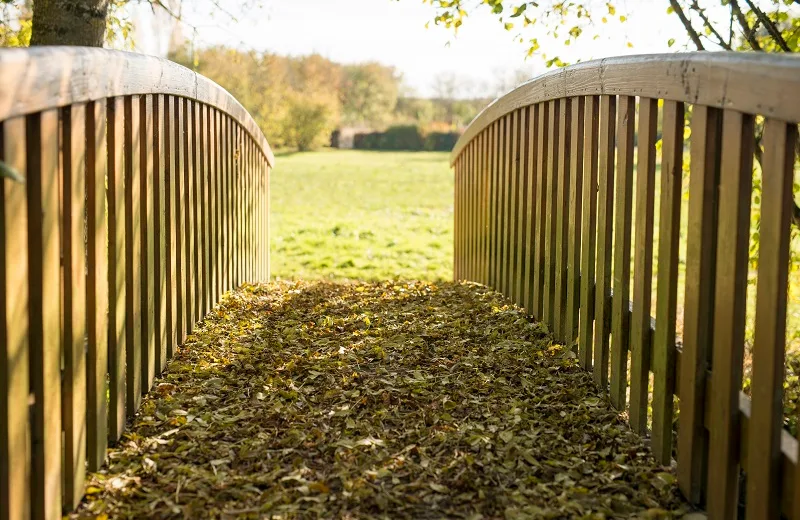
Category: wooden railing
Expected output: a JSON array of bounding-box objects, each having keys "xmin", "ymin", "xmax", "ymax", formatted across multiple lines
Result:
[
  {"xmin": 452, "ymin": 52, "xmax": 800, "ymax": 518},
  {"xmin": 0, "ymin": 47, "xmax": 273, "ymax": 519}
]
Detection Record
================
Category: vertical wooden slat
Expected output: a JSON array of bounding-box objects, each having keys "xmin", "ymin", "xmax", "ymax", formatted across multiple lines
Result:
[
  {"xmin": 651, "ymin": 100, "xmax": 684, "ymax": 465},
  {"xmin": 107, "ymin": 97, "xmax": 126, "ymax": 441},
  {"xmin": 554, "ymin": 97, "xmax": 571, "ymax": 339},
  {"xmin": 86, "ymin": 100, "xmax": 108, "ymax": 471},
  {"xmin": 593, "ymin": 95, "xmax": 616, "ymax": 389},
  {"xmin": 565, "ymin": 97, "xmax": 585, "ymax": 343},
  {"xmin": 28, "ymin": 109, "xmax": 62, "ymax": 520},
  {"xmin": 468, "ymin": 139, "xmax": 475, "ymax": 281},
  {"xmin": 706, "ymin": 110, "xmax": 754, "ymax": 517},
  {"xmin": 140, "ymin": 95, "xmax": 156, "ymax": 394},
  {"xmin": 125, "ymin": 95, "xmax": 142, "ymax": 415},
  {"xmin": 579, "ymin": 96, "xmax": 599, "ymax": 370},
  {"xmin": 629, "ymin": 97, "xmax": 658, "ymax": 433},
  {"xmin": 532, "ymin": 102, "xmax": 549, "ymax": 319},
  {"xmin": 481, "ymin": 128, "xmax": 490, "ymax": 286},
  {"xmin": 472, "ymin": 134, "xmax": 478, "ymax": 283},
  {"xmin": 62, "ymin": 103, "xmax": 87, "ymax": 510},
  {"xmin": 162, "ymin": 95, "xmax": 173, "ymax": 367},
  {"xmin": 609, "ymin": 95, "xmax": 635, "ymax": 411},
  {"xmin": 174, "ymin": 96, "xmax": 185, "ymax": 347},
  {"xmin": 234, "ymin": 125, "xmax": 241, "ymax": 287},
  {"xmin": 492, "ymin": 118, "xmax": 505, "ymax": 291},
  {"xmin": 0, "ymin": 116, "xmax": 30, "ymax": 520},
  {"xmin": 221, "ymin": 116, "xmax": 229, "ymax": 293},
  {"xmin": 203, "ymin": 105, "xmax": 213, "ymax": 310},
  {"xmin": 745, "ymin": 120, "xmax": 796, "ymax": 520},
  {"xmin": 247, "ymin": 139, "xmax": 254, "ymax": 281},
  {"xmin": 523, "ymin": 105, "xmax": 538, "ymax": 313},
  {"xmin": 193, "ymin": 102, "xmax": 202, "ymax": 319},
  {"xmin": 488, "ymin": 121, "xmax": 498, "ymax": 289},
  {"xmin": 515, "ymin": 107, "xmax": 529, "ymax": 308},
  {"xmin": 455, "ymin": 155, "xmax": 461, "ymax": 279},
  {"xmin": 183, "ymin": 99, "xmax": 195, "ymax": 333},
  {"xmin": 498, "ymin": 117, "xmax": 508, "ymax": 292},
  {"xmin": 265, "ymin": 159, "xmax": 270, "ymax": 280},
  {"xmin": 678, "ymin": 105, "xmax": 722, "ymax": 504},
  {"xmin": 503, "ymin": 111, "xmax": 519, "ymax": 303},
  {"xmin": 210, "ymin": 109, "xmax": 219, "ymax": 299},
  {"xmin": 155, "ymin": 95, "xmax": 167, "ymax": 375},
  {"xmin": 542, "ymin": 100, "xmax": 559, "ymax": 328}
]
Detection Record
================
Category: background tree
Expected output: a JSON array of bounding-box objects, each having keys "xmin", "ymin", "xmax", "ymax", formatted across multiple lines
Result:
[{"xmin": 340, "ymin": 63, "xmax": 401, "ymax": 126}]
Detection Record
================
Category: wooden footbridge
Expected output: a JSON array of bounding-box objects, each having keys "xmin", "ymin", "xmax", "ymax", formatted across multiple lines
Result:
[{"xmin": 0, "ymin": 48, "xmax": 799, "ymax": 519}]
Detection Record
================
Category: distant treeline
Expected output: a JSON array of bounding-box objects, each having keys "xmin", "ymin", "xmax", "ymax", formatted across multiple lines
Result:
[
  {"xmin": 347, "ymin": 125, "xmax": 460, "ymax": 152},
  {"xmin": 170, "ymin": 45, "xmax": 489, "ymax": 151}
]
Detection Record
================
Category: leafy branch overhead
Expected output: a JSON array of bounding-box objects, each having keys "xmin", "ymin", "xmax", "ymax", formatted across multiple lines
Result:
[{"xmin": 421, "ymin": 0, "xmax": 800, "ymax": 66}]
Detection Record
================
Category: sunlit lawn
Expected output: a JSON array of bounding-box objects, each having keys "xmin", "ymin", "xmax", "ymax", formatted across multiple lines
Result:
[{"xmin": 270, "ymin": 150, "xmax": 453, "ymax": 281}]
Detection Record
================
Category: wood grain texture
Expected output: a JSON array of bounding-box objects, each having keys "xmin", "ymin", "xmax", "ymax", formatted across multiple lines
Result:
[
  {"xmin": 506, "ymin": 110, "xmax": 519, "ymax": 301},
  {"xmin": 578, "ymin": 96, "xmax": 599, "ymax": 370},
  {"xmin": 489, "ymin": 122, "xmax": 498, "ymax": 289},
  {"xmin": 706, "ymin": 110, "xmax": 754, "ymax": 518},
  {"xmin": 609, "ymin": 95, "xmax": 635, "ymax": 411},
  {"xmin": 108, "ymin": 97, "xmax": 127, "ymax": 441},
  {"xmin": 192, "ymin": 102, "xmax": 202, "ymax": 322},
  {"xmin": 678, "ymin": 105, "xmax": 721, "ymax": 504},
  {"xmin": 542, "ymin": 100, "xmax": 559, "ymax": 328},
  {"xmin": 183, "ymin": 99, "xmax": 195, "ymax": 332},
  {"xmin": 522, "ymin": 105, "xmax": 538, "ymax": 313},
  {"xmin": 28, "ymin": 109, "xmax": 62, "ymax": 520},
  {"xmin": 141, "ymin": 95, "xmax": 156, "ymax": 395},
  {"xmin": 745, "ymin": 120, "xmax": 796, "ymax": 520},
  {"xmin": 651, "ymin": 100, "xmax": 684, "ymax": 465},
  {"xmin": 0, "ymin": 116, "xmax": 30, "ymax": 520},
  {"xmin": 125, "ymin": 95, "xmax": 143, "ymax": 416},
  {"xmin": 565, "ymin": 96, "xmax": 584, "ymax": 344},
  {"xmin": 514, "ymin": 107, "xmax": 529, "ymax": 308},
  {"xmin": 501, "ymin": 114, "xmax": 512, "ymax": 295},
  {"xmin": 86, "ymin": 99, "xmax": 108, "ymax": 471},
  {"xmin": 629, "ymin": 97, "xmax": 658, "ymax": 434},
  {"xmin": 62, "ymin": 103, "xmax": 88, "ymax": 510},
  {"xmin": 0, "ymin": 47, "xmax": 274, "ymax": 165},
  {"xmin": 165, "ymin": 95, "xmax": 176, "ymax": 361},
  {"xmin": 452, "ymin": 52, "xmax": 800, "ymax": 161},
  {"xmin": 174, "ymin": 97, "xmax": 186, "ymax": 346},
  {"xmin": 553, "ymin": 97, "xmax": 571, "ymax": 339},
  {"xmin": 155, "ymin": 94, "xmax": 167, "ymax": 375},
  {"xmin": 592, "ymin": 95, "xmax": 616, "ymax": 389},
  {"xmin": 532, "ymin": 103, "xmax": 548, "ymax": 320}
]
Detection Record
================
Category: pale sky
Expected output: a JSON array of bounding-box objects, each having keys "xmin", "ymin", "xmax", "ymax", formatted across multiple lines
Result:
[{"xmin": 132, "ymin": 0, "xmax": 693, "ymax": 98}]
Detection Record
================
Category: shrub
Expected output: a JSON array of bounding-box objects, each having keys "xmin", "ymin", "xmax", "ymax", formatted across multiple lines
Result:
[{"xmin": 352, "ymin": 125, "xmax": 460, "ymax": 152}]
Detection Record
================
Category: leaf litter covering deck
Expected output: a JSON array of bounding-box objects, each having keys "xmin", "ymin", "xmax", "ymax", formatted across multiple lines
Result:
[{"xmin": 75, "ymin": 281, "xmax": 689, "ymax": 519}]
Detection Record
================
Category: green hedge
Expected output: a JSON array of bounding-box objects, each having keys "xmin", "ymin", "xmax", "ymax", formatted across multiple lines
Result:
[{"xmin": 353, "ymin": 126, "xmax": 460, "ymax": 152}]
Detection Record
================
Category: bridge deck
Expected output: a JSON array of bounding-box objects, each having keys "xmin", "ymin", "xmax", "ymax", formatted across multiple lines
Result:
[{"xmin": 75, "ymin": 281, "xmax": 689, "ymax": 518}]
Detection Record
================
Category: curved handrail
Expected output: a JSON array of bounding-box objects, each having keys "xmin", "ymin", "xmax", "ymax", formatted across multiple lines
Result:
[
  {"xmin": 452, "ymin": 51, "xmax": 800, "ymax": 163},
  {"xmin": 0, "ymin": 46, "xmax": 274, "ymax": 166}
]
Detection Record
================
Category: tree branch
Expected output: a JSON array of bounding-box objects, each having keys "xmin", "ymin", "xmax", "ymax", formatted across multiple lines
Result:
[
  {"xmin": 690, "ymin": 0, "xmax": 732, "ymax": 49},
  {"xmin": 669, "ymin": 0, "xmax": 705, "ymax": 50},
  {"xmin": 728, "ymin": 0, "xmax": 762, "ymax": 50},
  {"xmin": 743, "ymin": 0, "xmax": 792, "ymax": 51}
]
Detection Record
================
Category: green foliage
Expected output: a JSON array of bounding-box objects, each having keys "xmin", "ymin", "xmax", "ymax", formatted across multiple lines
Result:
[
  {"xmin": 355, "ymin": 125, "xmax": 425, "ymax": 150},
  {"xmin": 0, "ymin": 0, "xmax": 30, "ymax": 47},
  {"xmin": 421, "ymin": 0, "xmax": 800, "ymax": 65},
  {"xmin": 353, "ymin": 126, "xmax": 461, "ymax": 151},
  {"xmin": 341, "ymin": 63, "xmax": 401, "ymax": 126},
  {"xmin": 270, "ymin": 150, "xmax": 453, "ymax": 281},
  {"xmin": 76, "ymin": 279, "xmax": 688, "ymax": 517}
]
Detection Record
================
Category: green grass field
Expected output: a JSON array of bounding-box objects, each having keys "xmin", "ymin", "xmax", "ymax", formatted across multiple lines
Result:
[{"xmin": 270, "ymin": 150, "xmax": 453, "ymax": 281}]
